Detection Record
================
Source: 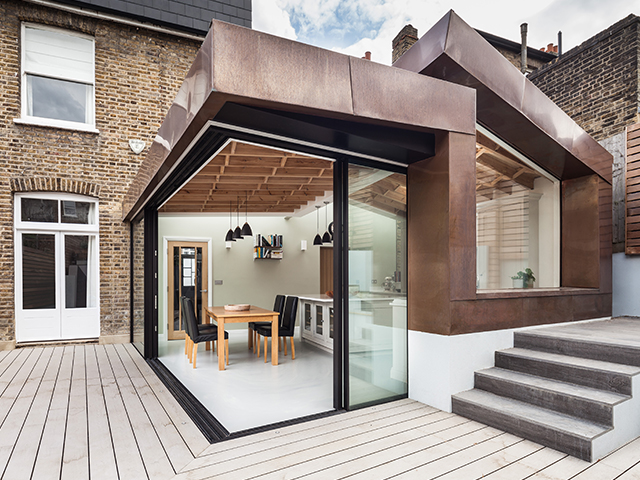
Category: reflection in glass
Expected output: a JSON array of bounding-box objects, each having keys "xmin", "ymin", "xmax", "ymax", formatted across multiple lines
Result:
[
  {"xmin": 348, "ymin": 164, "xmax": 407, "ymax": 408},
  {"xmin": 475, "ymin": 129, "xmax": 560, "ymax": 289},
  {"xmin": 61, "ymin": 201, "xmax": 93, "ymax": 224},
  {"xmin": 22, "ymin": 233, "xmax": 56, "ymax": 309},
  {"xmin": 65, "ymin": 235, "xmax": 88, "ymax": 308},
  {"xmin": 21, "ymin": 198, "xmax": 58, "ymax": 223},
  {"xmin": 26, "ymin": 74, "xmax": 90, "ymax": 123},
  {"xmin": 316, "ymin": 305, "xmax": 323, "ymax": 335},
  {"xmin": 304, "ymin": 303, "xmax": 311, "ymax": 331},
  {"xmin": 132, "ymin": 218, "xmax": 145, "ymax": 355}
]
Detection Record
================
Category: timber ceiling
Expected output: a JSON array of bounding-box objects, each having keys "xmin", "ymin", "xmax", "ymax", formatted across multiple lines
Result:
[
  {"xmin": 160, "ymin": 141, "xmax": 334, "ymax": 214},
  {"xmin": 348, "ymin": 167, "xmax": 407, "ymax": 217}
]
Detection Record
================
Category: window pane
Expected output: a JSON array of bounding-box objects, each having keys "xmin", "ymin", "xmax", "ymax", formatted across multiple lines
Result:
[
  {"xmin": 27, "ymin": 74, "xmax": 89, "ymax": 124},
  {"xmin": 348, "ymin": 164, "xmax": 407, "ymax": 408},
  {"xmin": 22, "ymin": 234, "xmax": 56, "ymax": 309},
  {"xmin": 65, "ymin": 235, "xmax": 89, "ymax": 308},
  {"xmin": 132, "ymin": 218, "xmax": 145, "ymax": 354},
  {"xmin": 476, "ymin": 130, "xmax": 560, "ymax": 289},
  {"xmin": 61, "ymin": 201, "xmax": 93, "ymax": 224},
  {"xmin": 21, "ymin": 198, "xmax": 58, "ymax": 223}
]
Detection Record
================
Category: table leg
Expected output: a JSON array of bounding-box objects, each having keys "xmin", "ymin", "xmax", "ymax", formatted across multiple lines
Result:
[
  {"xmin": 218, "ymin": 317, "xmax": 225, "ymax": 371},
  {"xmin": 248, "ymin": 327, "xmax": 253, "ymax": 350},
  {"xmin": 271, "ymin": 314, "xmax": 279, "ymax": 366}
]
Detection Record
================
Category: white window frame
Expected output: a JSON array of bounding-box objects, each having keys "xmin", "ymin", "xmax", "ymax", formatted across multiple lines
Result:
[{"xmin": 16, "ymin": 23, "xmax": 98, "ymax": 133}]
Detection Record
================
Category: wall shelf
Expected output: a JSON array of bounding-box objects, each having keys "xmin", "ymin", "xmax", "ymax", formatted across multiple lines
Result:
[{"xmin": 253, "ymin": 234, "xmax": 283, "ymax": 259}]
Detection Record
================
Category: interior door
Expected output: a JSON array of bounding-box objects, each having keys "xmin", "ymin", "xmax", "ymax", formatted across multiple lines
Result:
[{"xmin": 167, "ymin": 242, "xmax": 208, "ymax": 340}]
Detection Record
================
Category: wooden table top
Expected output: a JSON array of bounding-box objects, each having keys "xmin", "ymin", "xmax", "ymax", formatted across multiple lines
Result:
[{"xmin": 206, "ymin": 306, "xmax": 278, "ymax": 319}]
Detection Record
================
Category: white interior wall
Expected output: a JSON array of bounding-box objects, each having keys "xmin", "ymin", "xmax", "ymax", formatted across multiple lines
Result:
[
  {"xmin": 158, "ymin": 213, "xmax": 321, "ymax": 332},
  {"xmin": 613, "ymin": 252, "xmax": 640, "ymax": 316}
]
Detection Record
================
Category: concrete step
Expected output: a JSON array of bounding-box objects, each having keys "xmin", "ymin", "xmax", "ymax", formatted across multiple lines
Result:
[
  {"xmin": 452, "ymin": 389, "xmax": 610, "ymax": 461},
  {"xmin": 475, "ymin": 367, "xmax": 628, "ymax": 426},
  {"xmin": 515, "ymin": 329, "xmax": 640, "ymax": 367},
  {"xmin": 495, "ymin": 348, "xmax": 640, "ymax": 395}
]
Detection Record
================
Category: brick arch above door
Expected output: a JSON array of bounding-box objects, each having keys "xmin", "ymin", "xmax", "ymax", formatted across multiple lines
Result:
[{"xmin": 10, "ymin": 177, "xmax": 101, "ymax": 198}]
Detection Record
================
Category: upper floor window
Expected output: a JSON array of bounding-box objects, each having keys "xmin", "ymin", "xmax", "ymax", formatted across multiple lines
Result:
[{"xmin": 20, "ymin": 24, "xmax": 95, "ymax": 131}]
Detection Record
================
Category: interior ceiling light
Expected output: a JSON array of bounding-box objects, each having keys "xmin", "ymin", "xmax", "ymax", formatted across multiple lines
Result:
[
  {"xmin": 225, "ymin": 200, "xmax": 235, "ymax": 242},
  {"xmin": 241, "ymin": 190, "xmax": 253, "ymax": 237},
  {"xmin": 233, "ymin": 195, "xmax": 243, "ymax": 239},
  {"xmin": 313, "ymin": 205, "xmax": 323, "ymax": 246},
  {"xmin": 322, "ymin": 201, "xmax": 332, "ymax": 244}
]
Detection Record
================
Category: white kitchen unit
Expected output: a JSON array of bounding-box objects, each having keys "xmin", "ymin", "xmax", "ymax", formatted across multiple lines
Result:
[{"xmin": 299, "ymin": 294, "xmax": 334, "ymax": 352}]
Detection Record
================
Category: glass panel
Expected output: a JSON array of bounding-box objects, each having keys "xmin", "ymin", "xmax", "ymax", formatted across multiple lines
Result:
[
  {"xmin": 476, "ymin": 130, "xmax": 560, "ymax": 289},
  {"xmin": 132, "ymin": 217, "xmax": 145, "ymax": 354},
  {"xmin": 26, "ymin": 74, "xmax": 90, "ymax": 124},
  {"xmin": 61, "ymin": 201, "xmax": 93, "ymax": 224},
  {"xmin": 22, "ymin": 233, "xmax": 56, "ymax": 309},
  {"xmin": 21, "ymin": 198, "xmax": 58, "ymax": 223},
  {"xmin": 329, "ymin": 307, "xmax": 334, "ymax": 340},
  {"xmin": 172, "ymin": 246, "xmax": 180, "ymax": 332},
  {"xmin": 348, "ymin": 164, "xmax": 408, "ymax": 408},
  {"xmin": 316, "ymin": 305, "xmax": 323, "ymax": 336},
  {"xmin": 64, "ymin": 235, "xmax": 89, "ymax": 308},
  {"xmin": 181, "ymin": 247, "xmax": 196, "ymax": 328},
  {"xmin": 304, "ymin": 303, "xmax": 311, "ymax": 331},
  {"xmin": 195, "ymin": 247, "xmax": 203, "ymax": 324}
]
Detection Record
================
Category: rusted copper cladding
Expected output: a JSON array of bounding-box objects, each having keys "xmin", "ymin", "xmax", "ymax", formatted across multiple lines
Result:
[
  {"xmin": 122, "ymin": 20, "xmax": 476, "ymax": 220},
  {"xmin": 393, "ymin": 10, "xmax": 612, "ymax": 184}
]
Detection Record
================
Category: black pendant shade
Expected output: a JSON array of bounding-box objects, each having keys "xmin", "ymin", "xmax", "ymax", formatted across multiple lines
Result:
[
  {"xmin": 322, "ymin": 201, "xmax": 332, "ymax": 243},
  {"xmin": 313, "ymin": 205, "xmax": 323, "ymax": 246},
  {"xmin": 241, "ymin": 191, "xmax": 253, "ymax": 237},
  {"xmin": 233, "ymin": 196, "xmax": 243, "ymax": 240},
  {"xmin": 226, "ymin": 200, "xmax": 235, "ymax": 242},
  {"xmin": 313, "ymin": 234, "xmax": 323, "ymax": 245}
]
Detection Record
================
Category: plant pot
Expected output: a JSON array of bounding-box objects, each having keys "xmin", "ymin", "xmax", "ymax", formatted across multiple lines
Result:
[
  {"xmin": 512, "ymin": 278, "xmax": 524, "ymax": 288},
  {"xmin": 525, "ymin": 279, "xmax": 534, "ymax": 289}
]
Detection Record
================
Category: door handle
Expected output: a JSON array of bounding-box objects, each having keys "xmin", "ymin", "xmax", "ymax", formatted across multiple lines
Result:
[{"xmin": 200, "ymin": 289, "xmax": 208, "ymax": 293}]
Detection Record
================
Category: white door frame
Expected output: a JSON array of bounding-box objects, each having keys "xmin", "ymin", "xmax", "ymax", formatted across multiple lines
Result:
[{"xmin": 14, "ymin": 192, "xmax": 100, "ymax": 343}]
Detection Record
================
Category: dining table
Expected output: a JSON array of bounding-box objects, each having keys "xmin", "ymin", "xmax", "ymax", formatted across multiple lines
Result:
[{"xmin": 205, "ymin": 306, "xmax": 279, "ymax": 371}]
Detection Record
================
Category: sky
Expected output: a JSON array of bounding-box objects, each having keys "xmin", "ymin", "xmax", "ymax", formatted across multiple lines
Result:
[{"xmin": 253, "ymin": 0, "xmax": 640, "ymax": 65}]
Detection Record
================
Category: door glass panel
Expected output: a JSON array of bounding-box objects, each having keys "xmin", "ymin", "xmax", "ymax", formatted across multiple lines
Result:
[
  {"xmin": 181, "ymin": 247, "xmax": 196, "ymax": 327},
  {"xmin": 64, "ymin": 235, "xmax": 89, "ymax": 308},
  {"xmin": 304, "ymin": 303, "xmax": 311, "ymax": 331},
  {"xmin": 196, "ymin": 247, "xmax": 203, "ymax": 324},
  {"xmin": 21, "ymin": 198, "xmax": 58, "ymax": 223},
  {"xmin": 172, "ymin": 246, "xmax": 180, "ymax": 332},
  {"xmin": 22, "ymin": 233, "xmax": 56, "ymax": 309},
  {"xmin": 316, "ymin": 305, "xmax": 323, "ymax": 335},
  {"xmin": 61, "ymin": 201, "xmax": 93, "ymax": 224},
  {"xmin": 348, "ymin": 164, "xmax": 408, "ymax": 408},
  {"xmin": 329, "ymin": 307, "xmax": 334, "ymax": 340}
]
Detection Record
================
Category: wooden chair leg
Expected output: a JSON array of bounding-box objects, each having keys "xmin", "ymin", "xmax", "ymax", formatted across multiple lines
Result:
[
  {"xmin": 290, "ymin": 337, "xmax": 295, "ymax": 360},
  {"xmin": 225, "ymin": 339, "xmax": 229, "ymax": 366},
  {"xmin": 188, "ymin": 338, "xmax": 193, "ymax": 363},
  {"xmin": 283, "ymin": 336, "xmax": 287, "ymax": 356},
  {"xmin": 256, "ymin": 334, "xmax": 260, "ymax": 357},
  {"xmin": 193, "ymin": 343, "xmax": 198, "ymax": 369},
  {"xmin": 264, "ymin": 336, "xmax": 268, "ymax": 363},
  {"xmin": 185, "ymin": 335, "xmax": 189, "ymax": 356},
  {"xmin": 206, "ymin": 340, "xmax": 210, "ymax": 351}
]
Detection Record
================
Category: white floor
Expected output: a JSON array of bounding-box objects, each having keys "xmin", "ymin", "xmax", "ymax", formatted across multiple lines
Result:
[{"xmin": 158, "ymin": 328, "xmax": 334, "ymax": 432}]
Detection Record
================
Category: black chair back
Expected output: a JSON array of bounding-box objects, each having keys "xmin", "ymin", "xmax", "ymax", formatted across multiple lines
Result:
[
  {"xmin": 273, "ymin": 294, "xmax": 285, "ymax": 319},
  {"xmin": 180, "ymin": 296, "xmax": 191, "ymax": 337},
  {"xmin": 280, "ymin": 296, "xmax": 298, "ymax": 336},
  {"xmin": 182, "ymin": 296, "xmax": 199, "ymax": 340}
]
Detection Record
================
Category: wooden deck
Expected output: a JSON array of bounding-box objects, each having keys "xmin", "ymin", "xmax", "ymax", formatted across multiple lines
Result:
[
  {"xmin": 2, "ymin": 344, "xmax": 640, "ymax": 479},
  {"xmin": 0, "ymin": 343, "xmax": 208, "ymax": 480}
]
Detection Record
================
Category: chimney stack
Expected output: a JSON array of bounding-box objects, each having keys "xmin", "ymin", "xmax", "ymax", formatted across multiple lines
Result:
[
  {"xmin": 362, "ymin": 51, "xmax": 371, "ymax": 60},
  {"xmin": 392, "ymin": 24, "xmax": 418, "ymax": 64}
]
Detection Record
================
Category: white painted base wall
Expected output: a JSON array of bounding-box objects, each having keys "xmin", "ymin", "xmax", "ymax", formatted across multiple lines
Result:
[
  {"xmin": 613, "ymin": 252, "xmax": 640, "ymax": 317},
  {"xmin": 408, "ymin": 317, "xmax": 611, "ymax": 412}
]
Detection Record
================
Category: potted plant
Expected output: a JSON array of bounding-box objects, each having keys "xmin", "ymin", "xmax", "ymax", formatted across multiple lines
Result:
[
  {"xmin": 511, "ymin": 271, "xmax": 525, "ymax": 288},
  {"xmin": 511, "ymin": 268, "xmax": 536, "ymax": 288}
]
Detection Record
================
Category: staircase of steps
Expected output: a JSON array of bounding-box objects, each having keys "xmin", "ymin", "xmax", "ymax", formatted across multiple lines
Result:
[{"xmin": 452, "ymin": 327, "xmax": 640, "ymax": 462}]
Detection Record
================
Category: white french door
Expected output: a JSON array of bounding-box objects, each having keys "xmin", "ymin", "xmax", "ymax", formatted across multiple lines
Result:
[{"xmin": 15, "ymin": 193, "xmax": 99, "ymax": 342}]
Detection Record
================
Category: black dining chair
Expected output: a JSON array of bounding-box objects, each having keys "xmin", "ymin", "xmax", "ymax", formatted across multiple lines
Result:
[
  {"xmin": 250, "ymin": 294, "xmax": 285, "ymax": 354},
  {"xmin": 181, "ymin": 296, "xmax": 228, "ymax": 368},
  {"xmin": 255, "ymin": 296, "xmax": 298, "ymax": 362},
  {"xmin": 181, "ymin": 296, "xmax": 219, "ymax": 361}
]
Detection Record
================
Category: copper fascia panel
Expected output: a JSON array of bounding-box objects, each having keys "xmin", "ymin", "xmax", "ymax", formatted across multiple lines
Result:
[
  {"xmin": 393, "ymin": 10, "xmax": 612, "ymax": 185},
  {"xmin": 123, "ymin": 20, "xmax": 476, "ymax": 220}
]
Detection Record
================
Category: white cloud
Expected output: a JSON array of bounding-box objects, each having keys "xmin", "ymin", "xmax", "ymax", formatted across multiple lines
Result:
[
  {"xmin": 253, "ymin": 0, "xmax": 298, "ymax": 40},
  {"xmin": 254, "ymin": 0, "xmax": 640, "ymax": 65}
]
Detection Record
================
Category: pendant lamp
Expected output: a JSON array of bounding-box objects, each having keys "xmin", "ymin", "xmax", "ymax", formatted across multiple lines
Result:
[
  {"xmin": 233, "ymin": 196, "xmax": 243, "ymax": 239},
  {"xmin": 241, "ymin": 190, "xmax": 253, "ymax": 237},
  {"xmin": 313, "ymin": 205, "xmax": 323, "ymax": 245},
  {"xmin": 322, "ymin": 201, "xmax": 332, "ymax": 243},
  {"xmin": 225, "ymin": 200, "xmax": 235, "ymax": 242}
]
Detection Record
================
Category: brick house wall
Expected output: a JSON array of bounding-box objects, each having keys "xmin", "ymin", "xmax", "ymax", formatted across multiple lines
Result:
[{"xmin": 0, "ymin": 0, "xmax": 204, "ymax": 346}]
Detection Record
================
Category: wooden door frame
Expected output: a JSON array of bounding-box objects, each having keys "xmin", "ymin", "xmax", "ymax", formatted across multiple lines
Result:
[{"xmin": 163, "ymin": 236, "xmax": 212, "ymax": 342}]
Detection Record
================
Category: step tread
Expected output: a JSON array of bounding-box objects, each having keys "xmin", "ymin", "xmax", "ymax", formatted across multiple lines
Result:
[
  {"xmin": 477, "ymin": 367, "xmax": 629, "ymax": 405},
  {"xmin": 453, "ymin": 389, "xmax": 610, "ymax": 439},
  {"xmin": 518, "ymin": 318, "xmax": 640, "ymax": 349},
  {"xmin": 500, "ymin": 348, "xmax": 640, "ymax": 376}
]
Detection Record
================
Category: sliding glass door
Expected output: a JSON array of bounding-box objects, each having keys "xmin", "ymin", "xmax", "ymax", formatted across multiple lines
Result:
[{"xmin": 347, "ymin": 163, "xmax": 407, "ymax": 408}]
